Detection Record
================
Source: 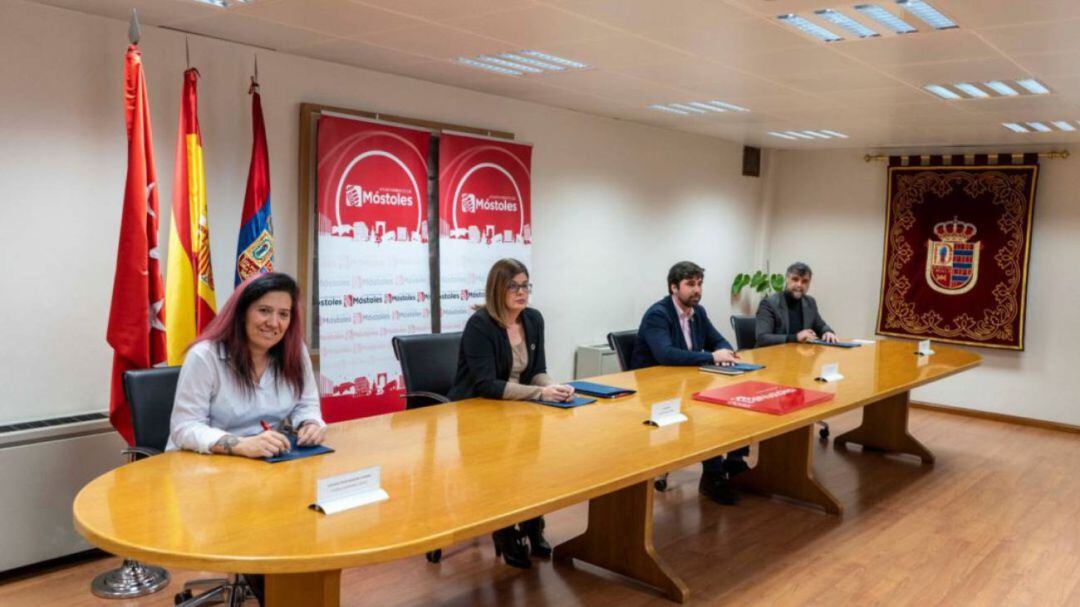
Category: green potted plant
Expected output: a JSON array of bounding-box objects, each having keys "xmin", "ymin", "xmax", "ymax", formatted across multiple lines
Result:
[{"xmin": 730, "ymin": 270, "xmax": 784, "ymax": 315}]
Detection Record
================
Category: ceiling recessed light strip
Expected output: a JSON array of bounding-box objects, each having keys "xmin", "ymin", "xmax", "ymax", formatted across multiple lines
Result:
[
  {"xmin": 924, "ymin": 84, "xmax": 962, "ymax": 100},
  {"xmin": 855, "ymin": 4, "xmax": 917, "ymax": 34},
  {"xmin": 814, "ymin": 9, "xmax": 880, "ymax": 38},
  {"xmin": 1015, "ymin": 79, "xmax": 1051, "ymax": 95},
  {"xmin": 518, "ymin": 50, "xmax": 588, "ymax": 69},
  {"xmin": 896, "ymin": 0, "xmax": 957, "ymax": 30},
  {"xmin": 984, "ymin": 81, "xmax": 1019, "ymax": 96},
  {"xmin": 777, "ymin": 14, "xmax": 843, "ymax": 42},
  {"xmin": 769, "ymin": 129, "xmax": 849, "ymax": 141},
  {"xmin": 649, "ymin": 100, "xmax": 752, "ymax": 116},
  {"xmin": 457, "ymin": 58, "xmax": 523, "ymax": 76},
  {"xmin": 953, "ymin": 83, "xmax": 989, "ymax": 98},
  {"xmin": 1003, "ymin": 120, "xmax": 1080, "ymax": 133},
  {"xmin": 457, "ymin": 50, "xmax": 588, "ymax": 76}
]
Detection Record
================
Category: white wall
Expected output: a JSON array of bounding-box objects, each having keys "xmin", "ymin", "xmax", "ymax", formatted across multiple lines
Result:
[
  {"xmin": 0, "ymin": 0, "xmax": 764, "ymax": 424},
  {"xmin": 766, "ymin": 149, "xmax": 1079, "ymax": 426}
]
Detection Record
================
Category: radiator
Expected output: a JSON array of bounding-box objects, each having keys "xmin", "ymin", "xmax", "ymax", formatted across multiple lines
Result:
[{"xmin": 0, "ymin": 414, "xmax": 127, "ymax": 572}]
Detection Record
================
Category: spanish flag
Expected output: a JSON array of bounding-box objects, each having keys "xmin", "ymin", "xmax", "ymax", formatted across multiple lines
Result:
[{"xmin": 166, "ymin": 68, "xmax": 216, "ymax": 364}]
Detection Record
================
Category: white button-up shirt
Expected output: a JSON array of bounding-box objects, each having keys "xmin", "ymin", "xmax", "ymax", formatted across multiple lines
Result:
[{"xmin": 166, "ymin": 340, "xmax": 326, "ymax": 454}]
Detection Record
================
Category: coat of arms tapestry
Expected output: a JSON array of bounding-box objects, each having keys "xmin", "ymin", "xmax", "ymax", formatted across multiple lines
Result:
[{"xmin": 876, "ymin": 154, "xmax": 1039, "ymax": 350}]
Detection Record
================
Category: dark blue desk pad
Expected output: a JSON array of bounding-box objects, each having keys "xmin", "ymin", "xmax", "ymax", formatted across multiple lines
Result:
[
  {"xmin": 264, "ymin": 434, "xmax": 335, "ymax": 463},
  {"xmin": 699, "ymin": 362, "xmax": 766, "ymax": 375},
  {"xmin": 531, "ymin": 395, "xmax": 597, "ymax": 409},
  {"xmin": 566, "ymin": 381, "xmax": 636, "ymax": 398}
]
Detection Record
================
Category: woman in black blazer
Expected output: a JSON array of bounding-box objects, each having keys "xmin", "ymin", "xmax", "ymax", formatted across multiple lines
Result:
[{"xmin": 449, "ymin": 258, "xmax": 574, "ymax": 569}]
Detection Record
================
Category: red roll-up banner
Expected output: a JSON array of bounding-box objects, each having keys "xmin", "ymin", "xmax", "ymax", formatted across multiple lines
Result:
[
  {"xmin": 316, "ymin": 115, "xmax": 432, "ymax": 422},
  {"xmin": 438, "ymin": 133, "xmax": 532, "ymax": 331}
]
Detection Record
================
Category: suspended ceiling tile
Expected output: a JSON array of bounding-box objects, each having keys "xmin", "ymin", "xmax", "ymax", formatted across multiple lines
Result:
[
  {"xmin": 880, "ymin": 57, "xmax": 1032, "ymax": 87},
  {"xmin": 170, "ymin": 13, "xmax": 334, "ymax": 52},
  {"xmin": 541, "ymin": 0, "xmax": 757, "ymax": 34},
  {"xmin": 774, "ymin": 68, "xmax": 902, "ymax": 94},
  {"xmin": 239, "ymin": 0, "xmax": 423, "ymax": 39},
  {"xmin": 31, "ymin": 0, "xmax": 223, "ymax": 27},
  {"xmin": 614, "ymin": 62, "xmax": 778, "ymax": 89},
  {"xmin": 444, "ymin": 5, "xmax": 620, "ymax": 47},
  {"xmin": 681, "ymin": 77, "xmax": 795, "ymax": 100},
  {"xmin": 1013, "ymin": 51, "xmax": 1080, "ymax": 80},
  {"xmin": 833, "ymin": 29, "xmax": 1004, "ymax": 66},
  {"xmin": 651, "ymin": 20, "xmax": 814, "ymax": 60},
  {"xmin": 941, "ymin": 0, "xmax": 1080, "ymax": 29},
  {"xmin": 540, "ymin": 35, "xmax": 693, "ymax": 70},
  {"xmin": 359, "ymin": 23, "xmax": 515, "ymax": 59},
  {"xmin": 720, "ymin": 46, "xmax": 866, "ymax": 78},
  {"xmin": 289, "ymin": 38, "xmax": 431, "ymax": 69},
  {"xmin": 976, "ymin": 19, "xmax": 1080, "ymax": 55},
  {"xmin": 354, "ymin": 0, "xmax": 533, "ymax": 22},
  {"xmin": 542, "ymin": 70, "xmax": 691, "ymax": 105}
]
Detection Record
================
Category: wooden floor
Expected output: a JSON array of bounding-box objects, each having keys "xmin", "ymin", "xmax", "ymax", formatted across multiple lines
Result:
[{"xmin": 4, "ymin": 408, "xmax": 1079, "ymax": 606}]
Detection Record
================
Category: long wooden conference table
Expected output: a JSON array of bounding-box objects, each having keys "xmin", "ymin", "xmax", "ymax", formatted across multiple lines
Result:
[{"xmin": 74, "ymin": 340, "xmax": 980, "ymax": 605}]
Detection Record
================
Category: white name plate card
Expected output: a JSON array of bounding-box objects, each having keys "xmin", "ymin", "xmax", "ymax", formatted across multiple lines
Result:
[
  {"xmin": 852, "ymin": 339, "xmax": 876, "ymax": 345},
  {"xmin": 818, "ymin": 363, "xmax": 844, "ymax": 383},
  {"xmin": 310, "ymin": 466, "xmax": 389, "ymax": 515},
  {"xmin": 916, "ymin": 340, "xmax": 935, "ymax": 356},
  {"xmin": 646, "ymin": 398, "xmax": 688, "ymax": 427}
]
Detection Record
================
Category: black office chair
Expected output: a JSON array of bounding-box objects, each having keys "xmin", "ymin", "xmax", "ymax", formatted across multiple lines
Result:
[
  {"xmin": 606, "ymin": 330, "xmax": 638, "ymax": 372},
  {"xmin": 729, "ymin": 315, "xmax": 829, "ymax": 440},
  {"xmin": 117, "ymin": 367, "xmax": 258, "ymax": 607},
  {"xmin": 392, "ymin": 332, "xmax": 461, "ymax": 410},
  {"xmin": 392, "ymin": 333, "xmax": 462, "ymax": 564}
]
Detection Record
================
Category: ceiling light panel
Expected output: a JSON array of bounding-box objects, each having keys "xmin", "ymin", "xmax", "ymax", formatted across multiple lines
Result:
[
  {"xmin": 1001, "ymin": 121, "xmax": 1078, "ymax": 133},
  {"xmin": 896, "ymin": 0, "xmax": 957, "ymax": 30},
  {"xmin": 924, "ymin": 79, "xmax": 1051, "ymax": 99},
  {"xmin": 814, "ymin": 9, "xmax": 879, "ymax": 38},
  {"xmin": 854, "ymin": 4, "xmax": 917, "ymax": 34},
  {"xmin": 777, "ymin": 14, "xmax": 843, "ymax": 42},
  {"xmin": 457, "ymin": 50, "xmax": 588, "ymax": 76},
  {"xmin": 649, "ymin": 100, "xmax": 752, "ymax": 117},
  {"xmin": 768, "ymin": 130, "xmax": 848, "ymax": 141}
]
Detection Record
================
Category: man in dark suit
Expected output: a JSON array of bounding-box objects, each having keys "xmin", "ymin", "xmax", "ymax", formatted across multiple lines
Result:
[
  {"xmin": 755, "ymin": 262, "xmax": 837, "ymax": 347},
  {"xmin": 631, "ymin": 261, "xmax": 749, "ymax": 505}
]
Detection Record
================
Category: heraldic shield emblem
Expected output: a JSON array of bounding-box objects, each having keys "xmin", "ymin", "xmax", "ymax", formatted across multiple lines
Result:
[{"xmin": 926, "ymin": 217, "xmax": 979, "ymax": 295}]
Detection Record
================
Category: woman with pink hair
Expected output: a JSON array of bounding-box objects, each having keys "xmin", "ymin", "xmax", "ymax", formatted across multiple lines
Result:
[{"xmin": 167, "ymin": 272, "xmax": 326, "ymax": 457}]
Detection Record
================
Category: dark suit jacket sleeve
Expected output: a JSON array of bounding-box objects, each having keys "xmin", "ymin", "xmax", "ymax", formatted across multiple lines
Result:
[
  {"xmin": 810, "ymin": 298, "xmax": 833, "ymax": 336},
  {"xmin": 640, "ymin": 306, "xmax": 714, "ymax": 366},
  {"xmin": 699, "ymin": 308, "xmax": 734, "ymax": 352},
  {"xmin": 755, "ymin": 296, "xmax": 789, "ymax": 347},
  {"xmin": 460, "ymin": 316, "xmax": 508, "ymax": 399},
  {"xmin": 528, "ymin": 309, "xmax": 548, "ymax": 378}
]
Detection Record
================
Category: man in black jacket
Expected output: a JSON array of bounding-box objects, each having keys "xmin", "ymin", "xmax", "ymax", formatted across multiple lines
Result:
[
  {"xmin": 631, "ymin": 261, "xmax": 748, "ymax": 505},
  {"xmin": 755, "ymin": 262, "xmax": 837, "ymax": 347}
]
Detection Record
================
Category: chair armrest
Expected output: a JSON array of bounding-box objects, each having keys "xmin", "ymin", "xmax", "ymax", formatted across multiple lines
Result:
[
  {"xmin": 399, "ymin": 391, "xmax": 451, "ymax": 405},
  {"xmin": 122, "ymin": 446, "xmax": 161, "ymax": 462}
]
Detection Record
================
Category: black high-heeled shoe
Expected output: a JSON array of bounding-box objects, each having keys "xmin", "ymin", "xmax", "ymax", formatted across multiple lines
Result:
[
  {"xmin": 519, "ymin": 517, "xmax": 551, "ymax": 558},
  {"xmin": 492, "ymin": 526, "xmax": 531, "ymax": 569}
]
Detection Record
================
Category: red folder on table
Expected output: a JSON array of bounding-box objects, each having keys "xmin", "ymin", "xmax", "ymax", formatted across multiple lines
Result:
[{"xmin": 692, "ymin": 381, "xmax": 833, "ymax": 415}]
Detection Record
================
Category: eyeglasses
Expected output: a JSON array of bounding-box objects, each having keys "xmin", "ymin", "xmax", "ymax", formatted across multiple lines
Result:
[{"xmin": 507, "ymin": 281, "xmax": 533, "ymax": 293}]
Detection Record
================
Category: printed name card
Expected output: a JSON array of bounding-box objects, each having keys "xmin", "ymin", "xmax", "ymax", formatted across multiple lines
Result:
[
  {"xmin": 647, "ymin": 398, "xmax": 688, "ymax": 427},
  {"xmin": 818, "ymin": 363, "xmax": 844, "ymax": 383},
  {"xmin": 916, "ymin": 340, "xmax": 935, "ymax": 356},
  {"xmin": 310, "ymin": 466, "xmax": 388, "ymax": 515}
]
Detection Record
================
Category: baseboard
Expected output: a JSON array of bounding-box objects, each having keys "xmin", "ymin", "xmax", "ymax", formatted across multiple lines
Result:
[{"xmin": 910, "ymin": 401, "xmax": 1080, "ymax": 435}]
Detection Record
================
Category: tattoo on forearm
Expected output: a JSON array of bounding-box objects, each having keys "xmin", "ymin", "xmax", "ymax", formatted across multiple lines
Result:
[{"xmin": 214, "ymin": 435, "xmax": 240, "ymax": 455}]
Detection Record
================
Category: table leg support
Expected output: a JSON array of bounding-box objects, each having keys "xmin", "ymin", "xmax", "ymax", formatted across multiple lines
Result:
[
  {"xmin": 554, "ymin": 480, "xmax": 689, "ymax": 603},
  {"xmin": 265, "ymin": 570, "xmax": 340, "ymax": 607},
  {"xmin": 834, "ymin": 391, "xmax": 934, "ymax": 464},
  {"xmin": 731, "ymin": 425, "xmax": 843, "ymax": 515}
]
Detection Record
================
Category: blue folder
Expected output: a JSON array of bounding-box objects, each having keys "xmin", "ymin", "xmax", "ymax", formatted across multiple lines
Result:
[
  {"xmin": 264, "ymin": 434, "xmax": 335, "ymax": 463},
  {"xmin": 808, "ymin": 339, "xmax": 862, "ymax": 348},
  {"xmin": 566, "ymin": 381, "xmax": 636, "ymax": 398},
  {"xmin": 531, "ymin": 395, "xmax": 597, "ymax": 409}
]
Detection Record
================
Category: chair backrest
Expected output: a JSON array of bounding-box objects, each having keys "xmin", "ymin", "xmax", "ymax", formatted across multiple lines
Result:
[
  {"xmin": 607, "ymin": 330, "xmax": 638, "ymax": 372},
  {"xmin": 730, "ymin": 315, "xmax": 757, "ymax": 351},
  {"xmin": 122, "ymin": 366, "xmax": 182, "ymax": 452},
  {"xmin": 392, "ymin": 332, "xmax": 462, "ymax": 409}
]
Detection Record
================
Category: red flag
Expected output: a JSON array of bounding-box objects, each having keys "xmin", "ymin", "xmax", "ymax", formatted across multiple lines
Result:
[
  {"xmin": 235, "ymin": 78, "xmax": 274, "ymax": 285},
  {"xmin": 106, "ymin": 45, "xmax": 168, "ymax": 445}
]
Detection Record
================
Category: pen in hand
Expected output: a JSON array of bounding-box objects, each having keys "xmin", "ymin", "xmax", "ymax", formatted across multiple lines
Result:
[{"xmin": 260, "ymin": 420, "xmax": 290, "ymax": 454}]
